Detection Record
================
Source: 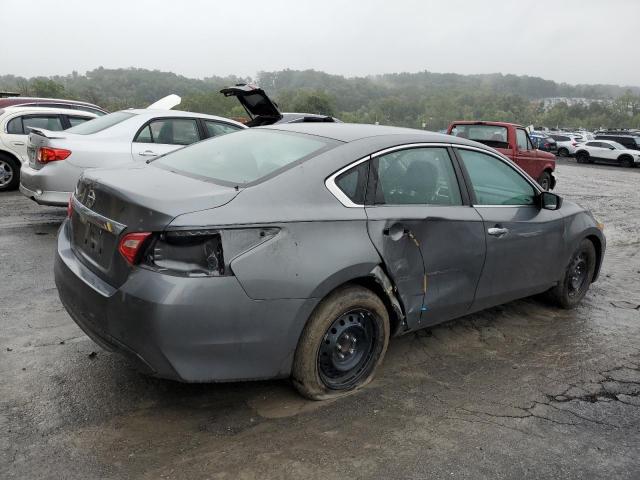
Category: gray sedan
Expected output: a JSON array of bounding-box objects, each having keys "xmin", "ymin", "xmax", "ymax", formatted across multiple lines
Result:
[{"xmin": 54, "ymin": 124, "xmax": 605, "ymax": 399}]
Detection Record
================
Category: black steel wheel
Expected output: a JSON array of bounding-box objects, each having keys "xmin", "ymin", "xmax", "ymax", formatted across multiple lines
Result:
[
  {"xmin": 537, "ymin": 171, "xmax": 552, "ymax": 191},
  {"xmin": 547, "ymin": 239, "xmax": 597, "ymax": 309},
  {"xmin": 292, "ymin": 285, "xmax": 390, "ymax": 400}
]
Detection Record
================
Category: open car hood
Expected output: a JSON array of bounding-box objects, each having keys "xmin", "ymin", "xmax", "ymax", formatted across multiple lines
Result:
[
  {"xmin": 220, "ymin": 84, "xmax": 282, "ymax": 126},
  {"xmin": 147, "ymin": 94, "xmax": 181, "ymax": 110}
]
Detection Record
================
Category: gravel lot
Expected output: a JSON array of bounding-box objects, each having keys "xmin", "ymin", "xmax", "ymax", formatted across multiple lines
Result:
[{"xmin": 1, "ymin": 158, "xmax": 639, "ymax": 479}]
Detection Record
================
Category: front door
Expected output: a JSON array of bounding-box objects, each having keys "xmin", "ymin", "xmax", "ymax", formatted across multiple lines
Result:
[
  {"xmin": 515, "ymin": 128, "xmax": 539, "ymax": 177},
  {"xmin": 364, "ymin": 146, "xmax": 486, "ymax": 330},
  {"xmin": 455, "ymin": 147, "xmax": 565, "ymax": 311}
]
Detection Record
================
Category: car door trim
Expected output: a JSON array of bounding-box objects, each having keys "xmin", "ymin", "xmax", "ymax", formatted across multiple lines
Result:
[{"xmin": 325, "ymin": 142, "xmax": 468, "ymax": 208}]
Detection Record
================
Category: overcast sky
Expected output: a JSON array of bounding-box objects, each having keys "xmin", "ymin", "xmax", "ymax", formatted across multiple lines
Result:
[{"xmin": 1, "ymin": 0, "xmax": 638, "ymax": 86}]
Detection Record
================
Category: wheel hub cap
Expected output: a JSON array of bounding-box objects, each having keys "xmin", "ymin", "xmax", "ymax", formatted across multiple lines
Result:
[{"xmin": 568, "ymin": 253, "xmax": 588, "ymax": 296}]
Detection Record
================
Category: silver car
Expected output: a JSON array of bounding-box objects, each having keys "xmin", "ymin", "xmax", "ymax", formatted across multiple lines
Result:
[
  {"xmin": 19, "ymin": 109, "xmax": 245, "ymax": 205},
  {"xmin": 54, "ymin": 123, "xmax": 605, "ymax": 400}
]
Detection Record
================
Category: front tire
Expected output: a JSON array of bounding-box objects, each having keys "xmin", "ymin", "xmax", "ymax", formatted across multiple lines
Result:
[
  {"xmin": 619, "ymin": 155, "xmax": 634, "ymax": 168},
  {"xmin": 0, "ymin": 154, "xmax": 20, "ymax": 192},
  {"xmin": 548, "ymin": 239, "xmax": 596, "ymax": 309},
  {"xmin": 292, "ymin": 285, "xmax": 390, "ymax": 400},
  {"xmin": 576, "ymin": 151, "xmax": 589, "ymax": 164},
  {"xmin": 537, "ymin": 171, "xmax": 552, "ymax": 191}
]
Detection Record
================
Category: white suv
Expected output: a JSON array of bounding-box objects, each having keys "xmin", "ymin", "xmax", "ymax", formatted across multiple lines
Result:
[
  {"xmin": 549, "ymin": 133, "xmax": 585, "ymax": 157},
  {"xmin": 575, "ymin": 140, "xmax": 640, "ymax": 168},
  {"xmin": 0, "ymin": 106, "xmax": 97, "ymax": 191}
]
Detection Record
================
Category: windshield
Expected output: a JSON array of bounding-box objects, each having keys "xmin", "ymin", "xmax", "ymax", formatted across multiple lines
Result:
[
  {"xmin": 450, "ymin": 125, "xmax": 509, "ymax": 148},
  {"xmin": 66, "ymin": 111, "xmax": 136, "ymax": 135},
  {"xmin": 153, "ymin": 129, "xmax": 339, "ymax": 186}
]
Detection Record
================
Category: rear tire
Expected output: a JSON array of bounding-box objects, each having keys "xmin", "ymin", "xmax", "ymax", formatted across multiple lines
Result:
[
  {"xmin": 292, "ymin": 285, "xmax": 390, "ymax": 400},
  {"xmin": 547, "ymin": 239, "xmax": 596, "ymax": 309},
  {"xmin": 537, "ymin": 171, "xmax": 552, "ymax": 191},
  {"xmin": 558, "ymin": 148, "xmax": 569, "ymax": 157},
  {"xmin": 576, "ymin": 151, "xmax": 589, "ymax": 164},
  {"xmin": 0, "ymin": 154, "xmax": 20, "ymax": 192}
]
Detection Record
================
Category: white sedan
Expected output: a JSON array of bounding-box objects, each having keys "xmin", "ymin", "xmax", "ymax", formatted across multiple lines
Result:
[
  {"xmin": 20, "ymin": 109, "xmax": 245, "ymax": 206},
  {"xmin": 574, "ymin": 140, "xmax": 640, "ymax": 168}
]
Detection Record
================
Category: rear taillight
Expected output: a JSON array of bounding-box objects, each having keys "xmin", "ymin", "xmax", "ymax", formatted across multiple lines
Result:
[
  {"xmin": 37, "ymin": 147, "xmax": 71, "ymax": 163},
  {"xmin": 571, "ymin": 142, "xmax": 577, "ymax": 146},
  {"xmin": 544, "ymin": 143, "xmax": 550, "ymax": 148},
  {"xmin": 118, "ymin": 232, "xmax": 152, "ymax": 265}
]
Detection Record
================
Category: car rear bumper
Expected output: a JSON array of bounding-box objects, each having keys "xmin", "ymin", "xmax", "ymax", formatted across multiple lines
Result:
[
  {"xmin": 20, "ymin": 162, "xmax": 80, "ymax": 206},
  {"xmin": 54, "ymin": 219, "xmax": 317, "ymax": 382}
]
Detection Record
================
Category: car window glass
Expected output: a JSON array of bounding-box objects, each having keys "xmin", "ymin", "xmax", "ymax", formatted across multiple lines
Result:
[
  {"xmin": 335, "ymin": 161, "xmax": 369, "ymax": 204},
  {"xmin": 516, "ymin": 129, "xmax": 528, "ymax": 150},
  {"xmin": 450, "ymin": 125, "xmax": 508, "ymax": 149},
  {"xmin": 6, "ymin": 117, "xmax": 23, "ymax": 134},
  {"xmin": 149, "ymin": 119, "xmax": 199, "ymax": 145},
  {"xmin": 67, "ymin": 111, "xmax": 135, "ymax": 135},
  {"xmin": 68, "ymin": 116, "xmax": 91, "ymax": 127},
  {"xmin": 205, "ymin": 121, "xmax": 242, "ymax": 137},
  {"xmin": 22, "ymin": 115, "xmax": 64, "ymax": 133},
  {"xmin": 134, "ymin": 125, "xmax": 153, "ymax": 143},
  {"xmin": 373, "ymin": 147, "xmax": 462, "ymax": 206},
  {"xmin": 458, "ymin": 149, "xmax": 536, "ymax": 206}
]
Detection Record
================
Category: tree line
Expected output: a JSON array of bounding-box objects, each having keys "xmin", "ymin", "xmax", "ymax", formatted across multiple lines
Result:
[{"xmin": 1, "ymin": 67, "xmax": 639, "ymax": 130}]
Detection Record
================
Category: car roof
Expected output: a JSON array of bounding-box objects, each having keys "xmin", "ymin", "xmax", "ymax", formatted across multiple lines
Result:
[
  {"xmin": 0, "ymin": 106, "xmax": 98, "ymax": 116},
  {"xmin": 125, "ymin": 109, "xmax": 246, "ymax": 127},
  {"xmin": 260, "ymin": 122, "xmax": 466, "ymax": 143}
]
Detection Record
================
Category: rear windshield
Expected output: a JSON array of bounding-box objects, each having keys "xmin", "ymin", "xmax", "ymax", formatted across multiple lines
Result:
[
  {"xmin": 450, "ymin": 125, "xmax": 509, "ymax": 148},
  {"xmin": 152, "ymin": 129, "xmax": 339, "ymax": 186},
  {"xmin": 66, "ymin": 111, "xmax": 135, "ymax": 135}
]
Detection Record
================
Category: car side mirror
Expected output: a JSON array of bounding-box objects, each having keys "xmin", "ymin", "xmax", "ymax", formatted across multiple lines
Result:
[
  {"xmin": 609, "ymin": 146, "xmax": 615, "ymax": 150},
  {"xmin": 539, "ymin": 191, "xmax": 562, "ymax": 210}
]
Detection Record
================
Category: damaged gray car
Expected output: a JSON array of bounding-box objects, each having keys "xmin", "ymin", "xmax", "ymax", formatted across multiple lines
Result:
[{"xmin": 54, "ymin": 123, "xmax": 606, "ymax": 399}]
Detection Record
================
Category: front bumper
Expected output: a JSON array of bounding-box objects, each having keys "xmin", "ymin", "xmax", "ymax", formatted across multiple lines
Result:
[{"xmin": 54, "ymin": 220, "xmax": 317, "ymax": 382}]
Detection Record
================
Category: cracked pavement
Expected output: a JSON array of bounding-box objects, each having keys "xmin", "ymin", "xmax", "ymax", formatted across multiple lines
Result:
[{"xmin": 1, "ymin": 158, "xmax": 639, "ymax": 479}]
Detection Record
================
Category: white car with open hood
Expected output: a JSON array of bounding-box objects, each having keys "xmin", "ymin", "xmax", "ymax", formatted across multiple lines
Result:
[{"xmin": 20, "ymin": 108, "xmax": 245, "ymax": 206}]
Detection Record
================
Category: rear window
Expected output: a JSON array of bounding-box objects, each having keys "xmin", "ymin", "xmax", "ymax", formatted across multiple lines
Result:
[
  {"xmin": 551, "ymin": 135, "xmax": 570, "ymax": 141},
  {"xmin": 66, "ymin": 111, "xmax": 135, "ymax": 135},
  {"xmin": 152, "ymin": 129, "xmax": 339, "ymax": 186},
  {"xmin": 450, "ymin": 125, "xmax": 509, "ymax": 148}
]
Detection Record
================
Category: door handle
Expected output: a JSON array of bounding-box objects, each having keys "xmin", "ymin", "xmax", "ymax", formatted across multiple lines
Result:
[
  {"xmin": 137, "ymin": 150, "xmax": 157, "ymax": 157},
  {"xmin": 487, "ymin": 227, "xmax": 509, "ymax": 238},
  {"xmin": 11, "ymin": 141, "xmax": 25, "ymax": 146}
]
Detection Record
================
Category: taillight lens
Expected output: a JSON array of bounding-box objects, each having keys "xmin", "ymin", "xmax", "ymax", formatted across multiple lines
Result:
[
  {"xmin": 37, "ymin": 147, "xmax": 71, "ymax": 163},
  {"xmin": 118, "ymin": 232, "xmax": 152, "ymax": 265},
  {"xmin": 571, "ymin": 142, "xmax": 577, "ymax": 146}
]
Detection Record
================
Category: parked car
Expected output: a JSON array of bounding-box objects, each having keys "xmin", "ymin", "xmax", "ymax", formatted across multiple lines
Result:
[
  {"xmin": 549, "ymin": 133, "xmax": 584, "ymax": 157},
  {"xmin": 594, "ymin": 134, "xmax": 640, "ymax": 151},
  {"xmin": 221, "ymin": 84, "xmax": 341, "ymax": 126},
  {"xmin": 530, "ymin": 133, "xmax": 558, "ymax": 154},
  {"xmin": 20, "ymin": 109, "xmax": 245, "ymax": 206},
  {"xmin": 447, "ymin": 121, "xmax": 556, "ymax": 190},
  {"xmin": 575, "ymin": 140, "xmax": 640, "ymax": 167},
  {"xmin": 0, "ymin": 106, "xmax": 97, "ymax": 191},
  {"xmin": 0, "ymin": 97, "xmax": 107, "ymax": 116},
  {"xmin": 54, "ymin": 123, "xmax": 605, "ymax": 400}
]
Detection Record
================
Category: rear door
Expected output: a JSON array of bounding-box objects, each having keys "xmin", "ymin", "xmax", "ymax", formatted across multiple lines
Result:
[
  {"xmin": 455, "ymin": 147, "xmax": 565, "ymax": 311},
  {"xmin": 363, "ymin": 145, "xmax": 486, "ymax": 329},
  {"xmin": 4, "ymin": 114, "xmax": 64, "ymax": 162},
  {"xmin": 131, "ymin": 118, "xmax": 201, "ymax": 160}
]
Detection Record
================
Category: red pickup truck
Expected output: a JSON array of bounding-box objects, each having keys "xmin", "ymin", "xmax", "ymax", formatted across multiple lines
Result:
[{"xmin": 447, "ymin": 121, "xmax": 556, "ymax": 190}]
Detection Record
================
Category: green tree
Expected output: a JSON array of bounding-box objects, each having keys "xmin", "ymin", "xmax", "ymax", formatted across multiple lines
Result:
[{"xmin": 30, "ymin": 78, "xmax": 65, "ymax": 98}]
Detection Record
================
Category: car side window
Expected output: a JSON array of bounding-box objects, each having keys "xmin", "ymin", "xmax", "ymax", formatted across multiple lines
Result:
[
  {"xmin": 516, "ymin": 129, "xmax": 529, "ymax": 150},
  {"xmin": 6, "ymin": 117, "xmax": 23, "ymax": 134},
  {"xmin": 372, "ymin": 147, "xmax": 462, "ymax": 206},
  {"xmin": 204, "ymin": 121, "xmax": 242, "ymax": 137},
  {"xmin": 457, "ymin": 149, "xmax": 536, "ymax": 206},
  {"xmin": 68, "ymin": 116, "xmax": 91, "ymax": 128},
  {"xmin": 335, "ymin": 161, "xmax": 369, "ymax": 205},
  {"xmin": 134, "ymin": 119, "xmax": 200, "ymax": 145},
  {"xmin": 21, "ymin": 115, "xmax": 64, "ymax": 134}
]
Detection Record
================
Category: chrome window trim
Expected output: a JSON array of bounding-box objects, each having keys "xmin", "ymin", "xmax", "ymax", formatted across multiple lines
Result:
[{"xmin": 325, "ymin": 142, "xmax": 455, "ymax": 208}]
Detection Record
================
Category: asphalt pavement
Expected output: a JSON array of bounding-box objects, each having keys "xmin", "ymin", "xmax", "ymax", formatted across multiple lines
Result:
[{"xmin": 1, "ymin": 157, "xmax": 639, "ymax": 479}]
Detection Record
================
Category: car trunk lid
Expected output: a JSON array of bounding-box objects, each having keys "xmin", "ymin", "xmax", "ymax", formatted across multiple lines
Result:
[
  {"xmin": 220, "ymin": 84, "xmax": 283, "ymax": 126},
  {"xmin": 70, "ymin": 163, "xmax": 240, "ymax": 286}
]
